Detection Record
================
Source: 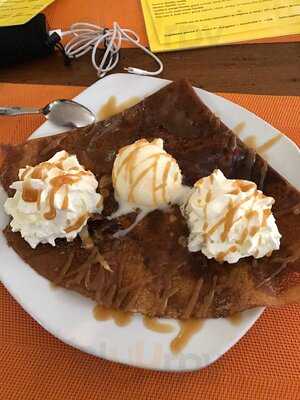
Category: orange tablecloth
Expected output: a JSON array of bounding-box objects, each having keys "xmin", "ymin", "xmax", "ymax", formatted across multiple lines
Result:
[
  {"xmin": 0, "ymin": 83, "xmax": 300, "ymax": 400},
  {"xmin": 44, "ymin": 0, "xmax": 300, "ymax": 46}
]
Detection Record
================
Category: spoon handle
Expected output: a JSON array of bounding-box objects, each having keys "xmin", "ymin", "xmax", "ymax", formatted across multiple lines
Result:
[{"xmin": 0, "ymin": 106, "xmax": 41, "ymax": 116}]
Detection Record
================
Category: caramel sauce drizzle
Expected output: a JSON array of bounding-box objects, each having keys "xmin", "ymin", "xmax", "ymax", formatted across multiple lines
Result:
[
  {"xmin": 31, "ymin": 162, "xmax": 57, "ymax": 179},
  {"xmin": 221, "ymin": 201, "xmax": 242, "ymax": 242},
  {"xmin": 216, "ymin": 245, "xmax": 237, "ymax": 262},
  {"xmin": 49, "ymin": 282, "xmax": 59, "ymax": 290},
  {"xmin": 44, "ymin": 174, "xmax": 81, "ymax": 220},
  {"xmin": 22, "ymin": 182, "xmax": 41, "ymax": 203},
  {"xmin": 201, "ymin": 190, "xmax": 212, "ymax": 232},
  {"xmin": 143, "ymin": 317, "xmax": 174, "ymax": 333},
  {"xmin": 236, "ymin": 228, "xmax": 248, "ymax": 245},
  {"xmin": 170, "ymin": 320, "xmax": 204, "ymax": 354},
  {"xmin": 201, "ymin": 177, "xmax": 273, "ymax": 262},
  {"xmin": 161, "ymin": 160, "xmax": 172, "ymax": 204},
  {"xmin": 246, "ymin": 210, "xmax": 258, "ymax": 219},
  {"xmin": 243, "ymin": 135, "xmax": 257, "ymax": 150},
  {"xmin": 233, "ymin": 122, "xmax": 246, "ymax": 136},
  {"xmin": 93, "ymin": 306, "xmax": 203, "ymax": 354},
  {"xmin": 64, "ymin": 214, "xmax": 87, "ymax": 233},
  {"xmin": 243, "ymin": 134, "xmax": 281, "ymax": 155},
  {"xmin": 62, "ymin": 187, "xmax": 69, "ymax": 210},
  {"xmin": 233, "ymin": 119, "xmax": 281, "ymax": 156},
  {"xmin": 204, "ymin": 197, "xmax": 248, "ymax": 242},
  {"xmin": 93, "ymin": 304, "xmax": 133, "ymax": 327},
  {"xmin": 152, "ymin": 158, "xmax": 158, "ymax": 206},
  {"xmin": 114, "ymin": 139, "xmax": 175, "ymax": 205},
  {"xmin": 98, "ymin": 96, "xmax": 141, "ymax": 121},
  {"xmin": 257, "ymin": 135, "xmax": 281, "ymax": 154},
  {"xmin": 113, "ymin": 139, "xmax": 148, "ymax": 185},
  {"xmin": 128, "ymin": 160, "xmax": 157, "ymax": 203},
  {"xmin": 249, "ymin": 226, "xmax": 259, "ymax": 236},
  {"xmin": 262, "ymin": 209, "xmax": 271, "ymax": 227},
  {"xmin": 21, "ymin": 161, "xmax": 56, "ymax": 181},
  {"xmin": 237, "ymin": 180, "xmax": 255, "ymax": 192},
  {"xmin": 90, "ymin": 252, "xmax": 204, "ymax": 353},
  {"xmin": 55, "ymin": 153, "xmax": 69, "ymax": 169},
  {"xmin": 228, "ymin": 313, "xmax": 243, "ymax": 326},
  {"xmin": 20, "ymin": 152, "xmax": 86, "ymax": 217}
]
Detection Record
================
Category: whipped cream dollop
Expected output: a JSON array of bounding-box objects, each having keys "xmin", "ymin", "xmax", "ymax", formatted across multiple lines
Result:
[
  {"xmin": 112, "ymin": 138, "xmax": 185, "ymax": 214},
  {"xmin": 4, "ymin": 150, "xmax": 103, "ymax": 248},
  {"xmin": 181, "ymin": 169, "xmax": 281, "ymax": 263}
]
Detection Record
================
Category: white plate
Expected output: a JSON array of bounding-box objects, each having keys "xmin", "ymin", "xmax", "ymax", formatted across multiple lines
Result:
[{"xmin": 0, "ymin": 74, "xmax": 299, "ymax": 372}]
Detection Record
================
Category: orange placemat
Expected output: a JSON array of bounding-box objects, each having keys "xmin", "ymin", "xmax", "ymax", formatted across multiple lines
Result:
[
  {"xmin": 0, "ymin": 83, "xmax": 300, "ymax": 400},
  {"xmin": 44, "ymin": 0, "xmax": 300, "ymax": 47}
]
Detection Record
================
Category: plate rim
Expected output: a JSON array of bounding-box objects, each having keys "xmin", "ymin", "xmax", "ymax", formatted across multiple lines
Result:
[{"xmin": 1, "ymin": 73, "xmax": 299, "ymax": 371}]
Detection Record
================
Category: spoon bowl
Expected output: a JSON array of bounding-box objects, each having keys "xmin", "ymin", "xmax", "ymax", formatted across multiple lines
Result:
[
  {"xmin": 42, "ymin": 99, "xmax": 96, "ymax": 128},
  {"xmin": 0, "ymin": 99, "xmax": 96, "ymax": 129}
]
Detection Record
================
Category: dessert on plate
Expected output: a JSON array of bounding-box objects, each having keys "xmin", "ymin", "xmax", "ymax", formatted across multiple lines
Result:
[{"xmin": 1, "ymin": 79, "xmax": 300, "ymax": 319}]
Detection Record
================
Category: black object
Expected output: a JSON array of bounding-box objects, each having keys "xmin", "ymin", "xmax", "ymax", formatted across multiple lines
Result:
[{"xmin": 0, "ymin": 13, "xmax": 69, "ymax": 67}]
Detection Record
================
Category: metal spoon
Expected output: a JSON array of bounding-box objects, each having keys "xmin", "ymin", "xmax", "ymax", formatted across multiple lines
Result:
[{"xmin": 0, "ymin": 99, "xmax": 96, "ymax": 128}]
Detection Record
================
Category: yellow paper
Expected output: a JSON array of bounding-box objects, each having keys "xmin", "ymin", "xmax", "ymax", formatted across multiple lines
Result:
[
  {"xmin": 0, "ymin": 0, "xmax": 55, "ymax": 27},
  {"xmin": 141, "ymin": 0, "xmax": 300, "ymax": 52}
]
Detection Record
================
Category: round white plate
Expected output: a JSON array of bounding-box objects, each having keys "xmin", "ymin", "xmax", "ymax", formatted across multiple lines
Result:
[{"xmin": 0, "ymin": 74, "xmax": 299, "ymax": 371}]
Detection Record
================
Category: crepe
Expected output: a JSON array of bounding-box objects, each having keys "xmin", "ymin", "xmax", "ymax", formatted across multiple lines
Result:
[{"xmin": 1, "ymin": 79, "xmax": 300, "ymax": 318}]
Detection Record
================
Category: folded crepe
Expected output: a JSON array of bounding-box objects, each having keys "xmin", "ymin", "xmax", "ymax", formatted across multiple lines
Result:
[{"xmin": 1, "ymin": 79, "xmax": 300, "ymax": 318}]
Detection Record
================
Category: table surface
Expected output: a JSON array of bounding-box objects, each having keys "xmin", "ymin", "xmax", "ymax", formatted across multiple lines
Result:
[
  {"xmin": 1, "ymin": 42, "xmax": 299, "ymax": 95},
  {"xmin": 1, "ymin": 31, "xmax": 300, "ymax": 400}
]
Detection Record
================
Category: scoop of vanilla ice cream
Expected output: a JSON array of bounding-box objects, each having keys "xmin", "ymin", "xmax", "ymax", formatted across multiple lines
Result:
[
  {"xmin": 181, "ymin": 169, "xmax": 281, "ymax": 263},
  {"xmin": 4, "ymin": 150, "xmax": 103, "ymax": 248},
  {"xmin": 112, "ymin": 138, "xmax": 183, "ymax": 211}
]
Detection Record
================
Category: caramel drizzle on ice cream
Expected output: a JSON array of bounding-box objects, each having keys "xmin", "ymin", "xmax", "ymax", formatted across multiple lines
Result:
[
  {"xmin": 21, "ymin": 151, "xmax": 69, "ymax": 181},
  {"xmin": 43, "ymin": 174, "xmax": 82, "ymax": 220},
  {"xmin": 64, "ymin": 214, "xmax": 88, "ymax": 233},
  {"xmin": 113, "ymin": 139, "xmax": 177, "ymax": 206},
  {"xmin": 21, "ymin": 152, "xmax": 92, "ymax": 221},
  {"xmin": 198, "ymin": 177, "xmax": 273, "ymax": 262},
  {"xmin": 22, "ymin": 182, "xmax": 41, "ymax": 204},
  {"xmin": 216, "ymin": 245, "xmax": 237, "ymax": 262}
]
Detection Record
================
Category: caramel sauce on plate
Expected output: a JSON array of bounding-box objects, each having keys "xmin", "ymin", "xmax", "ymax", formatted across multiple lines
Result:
[
  {"xmin": 170, "ymin": 320, "xmax": 204, "ymax": 354},
  {"xmin": 233, "ymin": 122, "xmax": 246, "ymax": 136},
  {"xmin": 257, "ymin": 135, "xmax": 281, "ymax": 154},
  {"xmin": 98, "ymin": 96, "xmax": 141, "ymax": 121},
  {"xmin": 93, "ymin": 306, "xmax": 203, "ymax": 353},
  {"xmin": 143, "ymin": 317, "xmax": 174, "ymax": 333},
  {"xmin": 244, "ymin": 134, "xmax": 281, "ymax": 155},
  {"xmin": 228, "ymin": 313, "xmax": 243, "ymax": 326},
  {"xmin": 233, "ymin": 120, "xmax": 281, "ymax": 156},
  {"xmin": 49, "ymin": 282, "xmax": 59, "ymax": 289},
  {"xmin": 93, "ymin": 305, "xmax": 133, "ymax": 327},
  {"xmin": 243, "ymin": 135, "xmax": 257, "ymax": 149}
]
